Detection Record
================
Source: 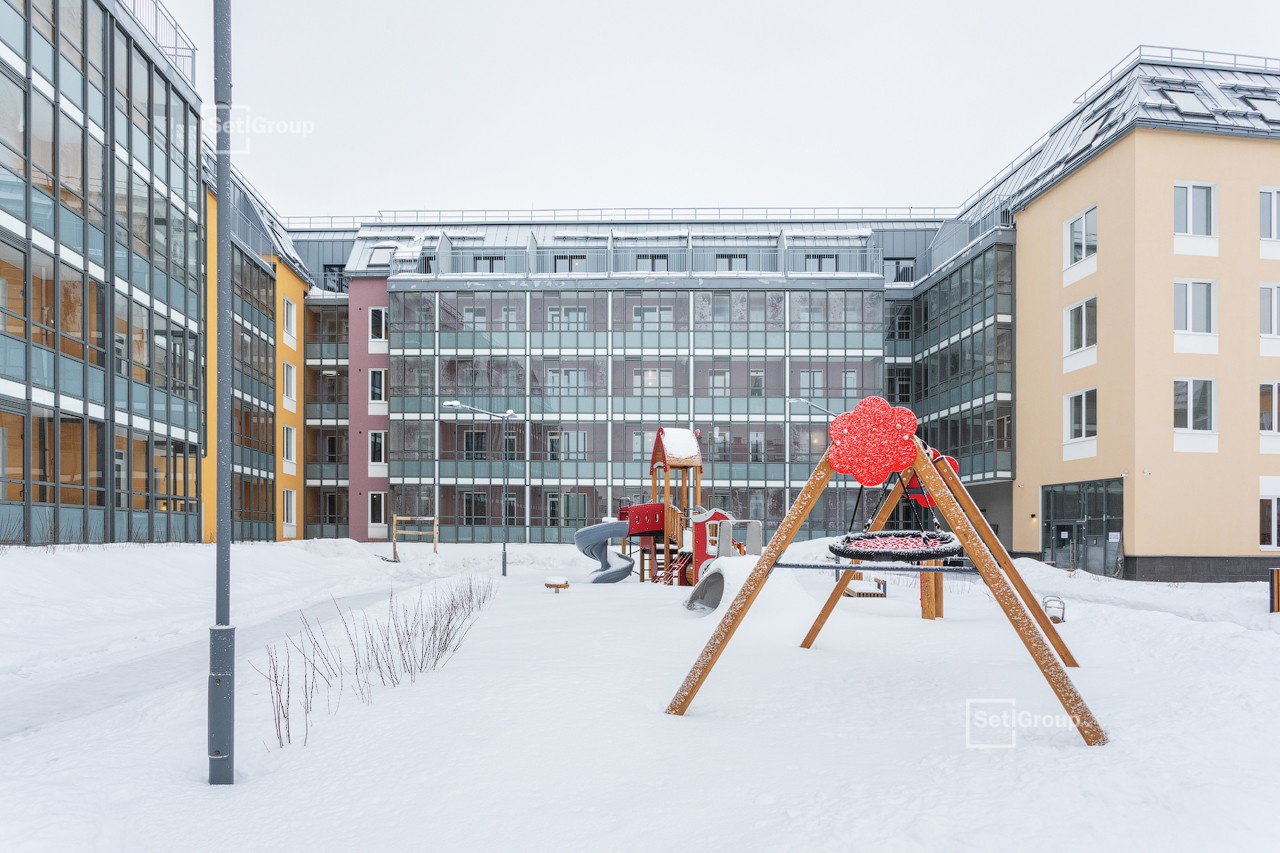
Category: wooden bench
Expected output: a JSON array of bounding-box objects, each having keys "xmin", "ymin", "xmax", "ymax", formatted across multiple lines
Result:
[{"xmin": 545, "ymin": 577, "xmax": 570, "ymax": 594}]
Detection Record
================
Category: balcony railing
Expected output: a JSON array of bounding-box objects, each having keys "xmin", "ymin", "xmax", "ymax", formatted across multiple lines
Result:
[
  {"xmin": 784, "ymin": 247, "xmax": 881, "ymax": 275},
  {"xmin": 534, "ymin": 248, "xmax": 610, "ymax": 275},
  {"xmin": 305, "ymin": 462, "xmax": 349, "ymax": 481},
  {"xmin": 450, "ymin": 252, "xmax": 530, "ymax": 275},
  {"xmin": 611, "ymin": 248, "xmax": 691, "ymax": 274},
  {"xmin": 122, "ymin": 0, "xmax": 196, "ymax": 85},
  {"xmin": 691, "ymin": 247, "xmax": 780, "ymax": 274}
]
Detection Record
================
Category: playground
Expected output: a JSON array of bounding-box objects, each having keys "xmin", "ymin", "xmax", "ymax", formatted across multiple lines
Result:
[{"xmin": 1, "ymin": 400, "xmax": 1279, "ymax": 850}]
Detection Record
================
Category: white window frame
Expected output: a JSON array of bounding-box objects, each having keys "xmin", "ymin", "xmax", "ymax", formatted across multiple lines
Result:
[
  {"xmin": 369, "ymin": 307, "xmax": 388, "ymax": 342},
  {"xmin": 282, "ymin": 297, "xmax": 297, "ymax": 348},
  {"xmin": 1065, "ymin": 297, "xmax": 1097, "ymax": 355},
  {"xmin": 369, "ymin": 368, "xmax": 386, "ymax": 403},
  {"xmin": 462, "ymin": 306, "xmax": 488, "ymax": 330},
  {"xmin": 282, "ymin": 424, "xmax": 296, "ymax": 464},
  {"xmin": 842, "ymin": 369, "xmax": 859, "ymax": 397},
  {"xmin": 1173, "ymin": 280, "xmax": 1216, "ymax": 334},
  {"xmin": 1262, "ymin": 286, "xmax": 1280, "ymax": 355},
  {"xmin": 1262, "ymin": 496, "xmax": 1280, "ymax": 550},
  {"xmin": 632, "ymin": 305, "xmax": 674, "ymax": 330},
  {"xmin": 282, "ymin": 361, "xmax": 297, "ymax": 412},
  {"xmin": 749, "ymin": 369, "xmax": 765, "ymax": 398},
  {"xmin": 1164, "ymin": 88, "xmax": 1213, "ymax": 116},
  {"xmin": 369, "ymin": 491, "xmax": 387, "ymax": 527},
  {"xmin": 370, "ymin": 430, "xmax": 386, "ymax": 464},
  {"xmin": 1062, "ymin": 388, "xmax": 1097, "ymax": 460},
  {"xmin": 709, "ymin": 369, "xmax": 730, "ymax": 397},
  {"xmin": 633, "ymin": 367, "xmax": 672, "ymax": 396},
  {"xmin": 1261, "ymin": 382, "xmax": 1280, "ymax": 432},
  {"xmin": 1174, "ymin": 182, "xmax": 1217, "ymax": 237},
  {"xmin": 1263, "ymin": 189, "xmax": 1280, "ymax": 240},
  {"xmin": 1063, "ymin": 206, "xmax": 1098, "ymax": 268},
  {"xmin": 1173, "ymin": 378, "xmax": 1218, "ymax": 453},
  {"xmin": 282, "ymin": 489, "xmax": 296, "ymax": 528},
  {"xmin": 799, "ymin": 370, "xmax": 823, "ymax": 397}
]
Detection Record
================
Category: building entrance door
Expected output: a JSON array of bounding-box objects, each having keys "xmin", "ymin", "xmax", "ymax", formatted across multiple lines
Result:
[{"xmin": 1050, "ymin": 522, "xmax": 1082, "ymax": 570}]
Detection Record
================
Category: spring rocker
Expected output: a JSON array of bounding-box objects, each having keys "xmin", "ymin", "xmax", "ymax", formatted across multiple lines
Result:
[{"xmin": 665, "ymin": 397, "xmax": 1107, "ymax": 746}]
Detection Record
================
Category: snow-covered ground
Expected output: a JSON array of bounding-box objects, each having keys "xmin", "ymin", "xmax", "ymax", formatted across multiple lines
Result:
[{"xmin": 1, "ymin": 538, "xmax": 1278, "ymax": 852}]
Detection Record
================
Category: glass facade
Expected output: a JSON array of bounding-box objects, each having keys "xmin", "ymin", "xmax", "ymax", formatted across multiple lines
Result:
[
  {"xmin": 385, "ymin": 278, "xmax": 889, "ymax": 545},
  {"xmin": 911, "ymin": 241, "xmax": 1015, "ymax": 480},
  {"xmin": 303, "ymin": 300, "xmax": 348, "ymax": 538},
  {"xmin": 229, "ymin": 244, "xmax": 275, "ymax": 541},
  {"xmin": 1040, "ymin": 478, "xmax": 1123, "ymax": 576},
  {"xmin": 0, "ymin": 0, "xmax": 202, "ymax": 545}
]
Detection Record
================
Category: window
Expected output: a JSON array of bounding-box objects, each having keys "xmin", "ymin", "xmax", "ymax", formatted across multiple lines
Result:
[
  {"xmin": 749, "ymin": 369, "xmax": 764, "ymax": 398},
  {"xmin": 709, "ymin": 427, "xmax": 730, "ymax": 461},
  {"xmin": 370, "ymin": 430, "xmax": 386, "ymax": 464},
  {"xmin": 547, "ymin": 430, "xmax": 586, "ymax": 461},
  {"xmin": 1164, "ymin": 89, "xmax": 1213, "ymax": 117},
  {"xmin": 748, "ymin": 431, "xmax": 765, "ymax": 463},
  {"xmin": 369, "ymin": 369, "xmax": 386, "ymax": 402},
  {"xmin": 547, "ymin": 306, "xmax": 586, "ymax": 330},
  {"xmin": 554, "ymin": 255, "xmax": 587, "ymax": 274},
  {"xmin": 1067, "ymin": 297, "xmax": 1098, "ymax": 352},
  {"xmin": 709, "ymin": 370, "xmax": 730, "ymax": 396},
  {"xmin": 632, "ymin": 305, "xmax": 673, "ymax": 330},
  {"xmin": 462, "ymin": 492, "xmax": 487, "ymax": 525},
  {"xmin": 368, "ymin": 245, "xmax": 394, "ymax": 266},
  {"xmin": 473, "ymin": 255, "xmax": 506, "ymax": 274},
  {"xmin": 461, "ymin": 306, "xmax": 487, "ymax": 331},
  {"xmin": 1247, "ymin": 97, "xmax": 1280, "ymax": 123},
  {"xmin": 887, "ymin": 367, "xmax": 912, "ymax": 404},
  {"xmin": 633, "ymin": 368, "xmax": 672, "ymax": 396},
  {"xmin": 1066, "ymin": 389, "xmax": 1097, "ymax": 440},
  {"xmin": 799, "ymin": 370, "xmax": 823, "ymax": 396},
  {"xmin": 805, "ymin": 254, "xmax": 837, "ymax": 273},
  {"xmin": 544, "ymin": 368, "xmax": 586, "ymax": 394},
  {"xmin": 369, "ymin": 492, "xmax": 387, "ymax": 526},
  {"xmin": 504, "ymin": 494, "xmax": 518, "ymax": 526},
  {"xmin": 1262, "ymin": 383, "xmax": 1279, "ymax": 432},
  {"xmin": 635, "ymin": 254, "xmax": 668, "ymax": 272},
  {"xmin": 282, "ymin": 298, "xmax": 296, "ymax": 340},
  {"xmin": 1174, "ymin": 281, "xmax": 1215, "ymax": 334},
  {"xmin": 282, "ymin": 489, "xmax": 296, "ymax": 526},
  {"xmin": 1174, "ymin": 183, "xmax": 1215, "ymax": 236},
  {"xmin": 282, "ymin": 425, "xmax": 296, "ymax": 464},
  {"xmin": 547, "ymin": 493, "xmax": 587, "ymax": 527},
  {"xmin": 283, "ymin": 361, "xmax": 296, "ymax": 403},
  {"xmin": 369, "ymin": 307, "xmax": 388, "ymax": 341},
  {"xmin": 632, "ymin": 430, "xmax": 657, "ymax": 461},
  {"xmin": 1067, "ymin": 207, "xmax": 1098, "ymax": 265},
  {"xmin": 1174, "ymin": 379, "xmax": 1215, "ymax": 431},
  {"xmin": 842, "ymin": 370, "xmax": 859, "ymax": 397},
  {"xmin": 1263, "ymin": 285, "xmax": 1280, "ymax": 335},
  {"xmin": 463, "ymin": 430, "xmax": 488, "ymax": 460},
  {"xmin": 1263, "ymin": 190, "xmax": 1280, "ymax": 240},
  {"xmin": 715, "ymin": 253, "xmax": 747, "ymax": 272}
]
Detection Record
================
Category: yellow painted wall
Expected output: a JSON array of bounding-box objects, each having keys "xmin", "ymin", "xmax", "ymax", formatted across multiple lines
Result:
[
  {"xmin": 1014, "ymin": 127, "xmax": 1280, "ymax": 558},
  {"xmin": 275, "ymin": 261, "xmax": 309, "ymax": 540},
  {"xmin": 200, "ymin": 188, "xmax": 218, "ymax": 543}
]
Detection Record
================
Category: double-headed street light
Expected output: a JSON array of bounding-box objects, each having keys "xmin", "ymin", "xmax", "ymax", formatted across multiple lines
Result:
[{"xmin": 444, "ymin": 400, "xmax": 516, "ymax": 577}]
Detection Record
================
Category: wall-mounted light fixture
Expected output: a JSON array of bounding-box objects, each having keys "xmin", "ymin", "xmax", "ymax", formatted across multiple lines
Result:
[{"xmin": 1030, "ymin": 513, "xmax": 1037, "ymax": 521}]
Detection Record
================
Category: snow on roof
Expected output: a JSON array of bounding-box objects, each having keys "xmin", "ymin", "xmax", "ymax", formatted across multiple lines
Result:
[
  {"xmin": 612, "ymin": 229, "xmax": 690, "ymax": 239},
  {"xmin": 651, "ymin": 427, "xmax": 702, "ymax": 472},
  {"xmin": 783, "ymin": 228, "xmax": 872, "ymax": 238},
  {"xmin": 553, "ymin": 232, "xmax": 610, "ymax": 239}
]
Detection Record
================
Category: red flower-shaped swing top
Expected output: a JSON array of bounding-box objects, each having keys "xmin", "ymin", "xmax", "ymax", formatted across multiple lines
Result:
[{"xmin": 824, "ymin": 397, "xmax": 963, "ymax": 563}]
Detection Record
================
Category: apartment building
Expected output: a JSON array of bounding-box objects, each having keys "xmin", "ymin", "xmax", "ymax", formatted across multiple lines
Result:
[{"xmin": 0, "ymin": 0, "xmax": 203, "ymax": 545}]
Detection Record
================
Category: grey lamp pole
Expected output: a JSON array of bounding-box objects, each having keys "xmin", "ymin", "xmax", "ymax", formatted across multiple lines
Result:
[
  {"xmin": 787, "ymin": 397, "xmax": 838, "ymax": 417},
  {"xmin": 444, "ymin": 401, "xmax": 515, "ymax": 577},
  {"xmin": 209, "ymin": 0, "xmax": 235, "ymax": 785}
]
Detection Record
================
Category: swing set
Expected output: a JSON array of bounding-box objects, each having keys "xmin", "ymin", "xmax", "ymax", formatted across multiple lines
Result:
[{"xmin": 666, "ymin": 397, "xmax": 1107, "ymax": 747}]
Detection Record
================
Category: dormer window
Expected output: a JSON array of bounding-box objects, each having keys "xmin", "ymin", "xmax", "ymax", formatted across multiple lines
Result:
[
  {"xmin": 1163, "ymin": 89, "xmax": 1212, "ymax": 117},
  {"xmin": 1246, "ymin": 96, "xmax": 1280, "ymax": 122},
  {"xmin": 368, "ymin": 244, "xmax": 395, "ymax": 266}
]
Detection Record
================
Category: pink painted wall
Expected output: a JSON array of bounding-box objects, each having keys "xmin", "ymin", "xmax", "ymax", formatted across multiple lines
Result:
[{"xmin": 347, "ymin": 276, "xmax": 389, "ymax": 541}]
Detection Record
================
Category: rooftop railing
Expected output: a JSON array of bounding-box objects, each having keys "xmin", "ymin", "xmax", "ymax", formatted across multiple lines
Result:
[
  {"xmin": 1075, "ymin": 45, "xmax": 1280, "ymax": 105},
  {"xmin": 281, "ymin": 206, "xmax": 956, "ymax": 230},
  {"xmin": 121, "ymin": 0, "xmax": 196, "ymax": 86}
]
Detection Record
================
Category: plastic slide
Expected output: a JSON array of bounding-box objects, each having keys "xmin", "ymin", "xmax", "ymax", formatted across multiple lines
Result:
[{"xmin": 574, "ymin": 520, "xmax": 635, "ymax": 583}]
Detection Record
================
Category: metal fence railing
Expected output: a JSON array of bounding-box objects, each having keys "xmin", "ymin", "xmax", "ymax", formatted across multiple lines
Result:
[{"xmin": 122, "ymin": 0, "xmax": 197, "ymax": 85}]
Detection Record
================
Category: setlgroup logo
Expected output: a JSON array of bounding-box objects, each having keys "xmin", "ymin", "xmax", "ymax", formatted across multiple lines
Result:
[
  {"xmin": 965, "ymin": 698, "xmax": 1081, "ymax": 748},
  {"xmin": 208, "ymin": 105, "xmax": 316, "ymax": 155}
]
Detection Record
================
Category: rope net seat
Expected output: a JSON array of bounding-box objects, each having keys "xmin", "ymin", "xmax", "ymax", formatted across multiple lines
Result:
[{"xmin": 829, "ymin": 530, "xmax": 963, "ymax": 562}]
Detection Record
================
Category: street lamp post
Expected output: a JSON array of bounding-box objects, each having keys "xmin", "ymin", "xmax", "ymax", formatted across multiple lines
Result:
[{"xmin": 444, "ymin": 400, "xmax": 515, "ymax": 577}]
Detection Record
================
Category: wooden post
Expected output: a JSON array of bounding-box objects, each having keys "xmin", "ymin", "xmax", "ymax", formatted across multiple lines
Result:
[
  {"xmin": 1271, "ymin": 568, "xmax": 1280, "ymax": 613},
  {"xmin": 663, "ymin": 468, "xmax": 672, "ymax": 581},
  {"xmin": 667, "ymin": 453, "xmax": 835, "ymax": 715},
  {"xmin": 432, "ymin": 515, "xmax": 438, "ymax": 555},
  {"xmin": 391, "ymin": 515, "xmax": 399, "ymax": 563},
  {"xmin": 933, "ymin": 568, "xmax": 944, "ymax": 618},
  {"xmin": 920, "ymin": 570, "xmax": 937, "ymax": 620},
  {"xmin": 931, "ymin": 454, "xmax": 1079, "ymax": 668},
  {"xmin": 801, "ymin": 475, "xmax": 907, "ymax": 649},
  {"xmin": 912, "ymin": 443, "xmax": 1107, "ymax": 746}
]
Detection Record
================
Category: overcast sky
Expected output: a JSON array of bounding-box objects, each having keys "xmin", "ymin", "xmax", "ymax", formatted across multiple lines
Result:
[{"xmin": 161, "ymin": 0, "xmax": 1279, "ymax": 218}]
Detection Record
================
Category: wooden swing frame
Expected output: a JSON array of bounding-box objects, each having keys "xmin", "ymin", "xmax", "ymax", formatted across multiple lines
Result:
[{"xmin": 665, "ymin": 439, "xmax": 1106, "ymax": 746}]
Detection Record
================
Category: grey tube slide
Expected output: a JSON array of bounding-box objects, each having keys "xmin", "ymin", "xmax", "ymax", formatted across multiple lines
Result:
[{"xmin": 574, "ymin": 520, "xmax": 635, "ymax": 583}]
